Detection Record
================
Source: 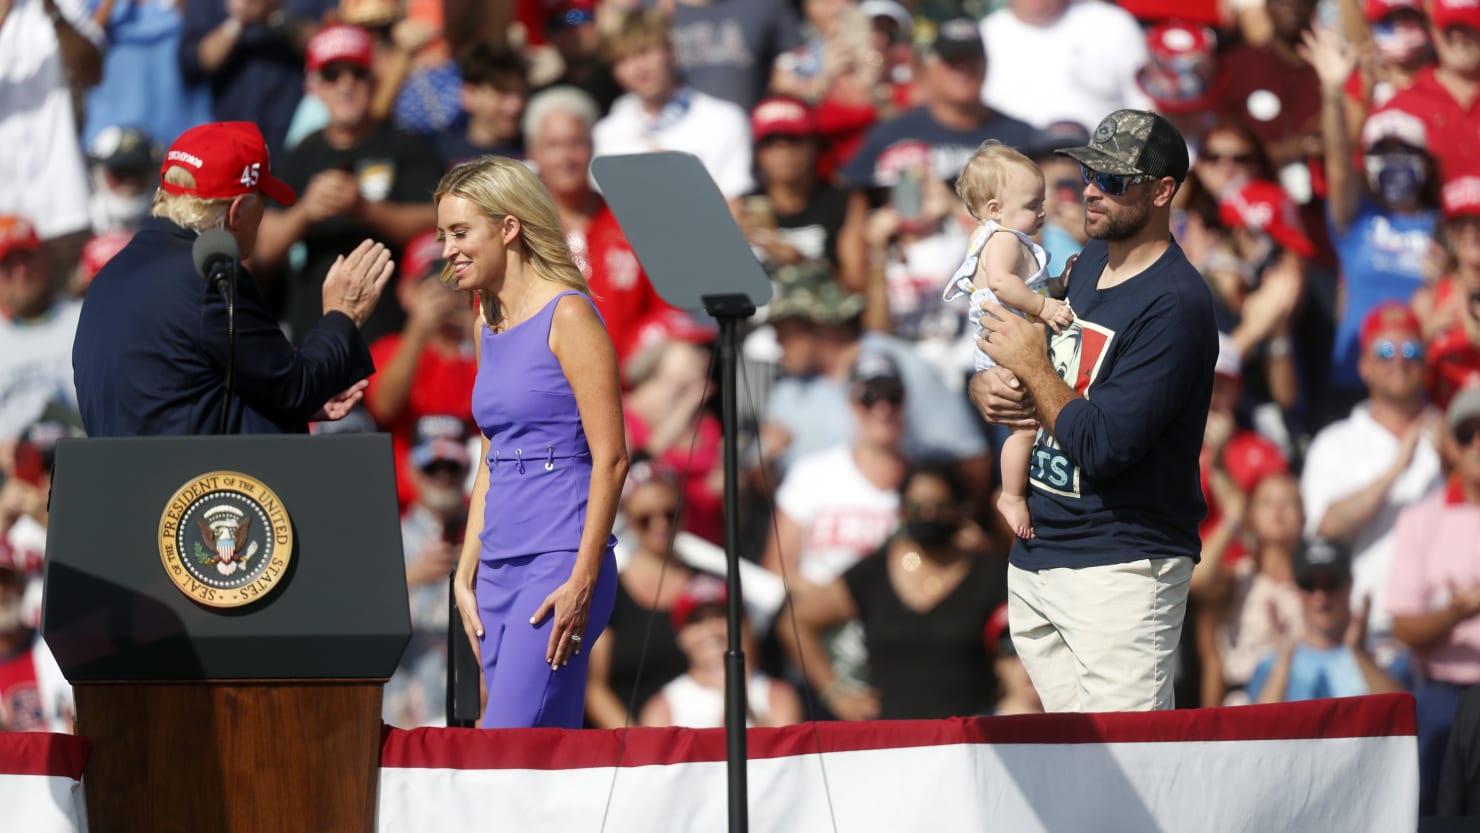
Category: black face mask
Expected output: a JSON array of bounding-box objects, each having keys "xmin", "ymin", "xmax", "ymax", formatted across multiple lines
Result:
[{"xmin": 904, "ymin": 518, "xmax": 956, "ymax": 549}]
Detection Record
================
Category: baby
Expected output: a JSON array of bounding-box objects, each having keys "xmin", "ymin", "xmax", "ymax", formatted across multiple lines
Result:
[{"xmin": 943, "ymin": 141, "xmax": 1074, "ymax": 538}]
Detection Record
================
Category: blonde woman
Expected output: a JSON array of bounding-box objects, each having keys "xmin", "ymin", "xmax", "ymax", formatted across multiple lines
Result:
[{"xmin": 441, "ymin": 156, "xmax": 628, "ymax": 728}]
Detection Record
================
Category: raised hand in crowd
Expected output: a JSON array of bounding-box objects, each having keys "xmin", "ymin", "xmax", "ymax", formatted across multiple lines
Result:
[
  {"xmin": 1299, "ymin": 23, "xmax": 1357, "ymax": 95},
  {"xmin": 298, "ymin": 170, "xmax": 363, "ymax": 224},
  {"xmin": 403, "ymin": 276, "xmax": 468, "ymax": 343},
  {"xmin": 321, "ymin": 239, "xmax": 395, "ymax": 328}
]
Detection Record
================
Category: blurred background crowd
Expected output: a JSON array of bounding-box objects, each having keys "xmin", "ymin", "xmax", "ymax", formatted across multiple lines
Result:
[{"xmin": 4, "ymin": 0, "xmax": 1480, "ymax": 814}]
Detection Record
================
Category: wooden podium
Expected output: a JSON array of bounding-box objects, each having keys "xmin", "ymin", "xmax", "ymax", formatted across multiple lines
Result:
[{"xmin": 41, "ymin": 435, "xmax": 410, "ymax": 833}]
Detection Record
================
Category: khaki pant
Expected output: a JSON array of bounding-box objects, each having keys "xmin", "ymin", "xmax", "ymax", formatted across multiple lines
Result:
[{"xmin": 1007, "ymin": 558, "xmax": 1192, "ymax": 713}]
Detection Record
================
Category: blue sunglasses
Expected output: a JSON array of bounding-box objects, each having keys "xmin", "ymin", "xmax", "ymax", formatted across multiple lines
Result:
[
  {"xmin": 1079, "ymin": 164, "xmax": 1155, "ymax": 196},
  {"xmin": 1371, "ymin": 338, "xmax": 1423, "ymax": 362}
]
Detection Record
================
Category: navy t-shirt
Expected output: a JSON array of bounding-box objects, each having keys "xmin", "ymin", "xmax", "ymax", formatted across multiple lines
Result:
[
  {"xmin": 1013, "ymin": 238, "xmax": 1217, "ymax": 571},
  {"xmin": 838, "ymin": 107, "xmax": 1037, "ymax": 189}
]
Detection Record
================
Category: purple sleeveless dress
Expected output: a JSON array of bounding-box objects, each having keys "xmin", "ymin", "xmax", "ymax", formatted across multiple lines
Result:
[{"xmin": 471, "ymin": 289, "xmax": 617, "ymax": 728}]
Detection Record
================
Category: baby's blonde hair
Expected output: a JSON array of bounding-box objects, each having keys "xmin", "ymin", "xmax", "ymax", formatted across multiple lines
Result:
[
  {"xmin": 433, "ymin": 156, "xmax": 590, "ymax": 328},
  {"xmin": 955, "ymin": 141, "xmax": 1044, "ymax": 222}
]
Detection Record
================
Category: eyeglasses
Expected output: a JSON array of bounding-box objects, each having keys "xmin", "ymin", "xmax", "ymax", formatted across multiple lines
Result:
[
  {"xmin": 1456, "ymin": 419, "xmax": 1480, "ymax": 447},
  {"xmin": 633, "ymin": 507, "xmax": 679, "ymax": 531},
  {"xmin": 320, "ymin": 64, "xmax": 371, "ymax": 84},
  {"xmin": 1371, "ymin": 338, "xmax": 1423, "ymax": 362},
  {"xmin": 1079, "ymin": 164, "xmax": 1155, "ymax": 196},
  {"xmin": 1200, "ymin": 152, "xmax": 1255, "ymax": 165},
  {"xmin": 858, "ymin": 387, "xmax": 905, "ymax": 409}
]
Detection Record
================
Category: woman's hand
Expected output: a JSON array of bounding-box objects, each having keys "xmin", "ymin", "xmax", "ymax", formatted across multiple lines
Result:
[
  {"xmin": 531, "ymin": 570, "xmax": 595, "ymax": 670},
  {"xmin": 454, "ymin": 574, "xmax": 483, "ymax": 667}
]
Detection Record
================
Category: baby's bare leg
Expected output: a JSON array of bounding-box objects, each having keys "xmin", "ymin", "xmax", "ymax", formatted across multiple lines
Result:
[{"xmin": 997, "ymin": 423, "xmax": 1037, "ymax": 539}]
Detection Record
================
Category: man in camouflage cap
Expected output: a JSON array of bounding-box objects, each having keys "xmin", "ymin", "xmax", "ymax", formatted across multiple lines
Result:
[{"xmin": 967, "ymin": 109, "xmax": 1216, "ymax": 713}]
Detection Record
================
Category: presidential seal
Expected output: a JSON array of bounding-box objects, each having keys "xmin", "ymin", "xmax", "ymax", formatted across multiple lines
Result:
[{"xmin": 158, "ymin": 471, "xmax": 293, "ymax": 608}]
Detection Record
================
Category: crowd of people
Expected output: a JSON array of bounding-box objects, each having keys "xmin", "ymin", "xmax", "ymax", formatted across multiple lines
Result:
[{"xmin": 5, "ymin": 0, "xmax": 1480, "ymax": 815}]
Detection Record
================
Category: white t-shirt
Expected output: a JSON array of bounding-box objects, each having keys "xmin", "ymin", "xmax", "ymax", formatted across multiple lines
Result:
[
  {"xmin": 978, "ymin": 1, "xmax": 1147, "ymax": 131},
  {"xmin": 775, "ymin": 444, "xmax": 900, "ymax": 586},
  {"xmin": 593, "ymin": 87, "xmax": 755, "ymax": 199},
  {"xmin": 1301, "ymin": 403, "xmax": 1442, "ymax": 642},
  {"xmin": 0, "ymin": 300, "xmax": 82, "ymax": 439},
  {"xmin": 657, "ymin": 672, "xmax": 777, "ymax": 729},
  {"xmin": 0, "ymin": 0, "xmax": 99, "ymax": 240}
]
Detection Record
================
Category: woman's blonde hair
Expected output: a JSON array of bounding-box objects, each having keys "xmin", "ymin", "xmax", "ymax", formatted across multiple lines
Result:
[
  {"xmin": 150, "ymin": 166, "xmax": 256, "ymax": 231},
  {"xmin": 433, "ymin": 156, "xmax": 590, "ymax": 328},
  {"xmin": 955, "ymin": 141, "xmax": 1043, "ymax": 222}
]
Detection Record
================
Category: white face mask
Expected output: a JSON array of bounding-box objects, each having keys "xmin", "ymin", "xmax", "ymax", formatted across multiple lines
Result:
[{"xmin": 90, "ymin": 168, "xmax": 153, "ymax": 231}]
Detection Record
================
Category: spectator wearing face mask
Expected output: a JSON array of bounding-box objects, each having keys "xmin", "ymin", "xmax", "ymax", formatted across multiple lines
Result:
[
  {"xmin": 84, "ymin": 126, "xmax": 160, "ymax": 234},
  {"xmin": 1307, "ymin": 25, "xmax": 1441, "ymax": 417}
]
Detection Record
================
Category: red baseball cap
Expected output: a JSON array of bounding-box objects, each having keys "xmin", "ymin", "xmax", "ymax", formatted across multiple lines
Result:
[
  {"xmin": 306, "ymin": 24, "xmax": 375, "ymax": 75},
  {"xmin": 1361, "ymin": 107, "xmax": 1428, "ymax": 151},
  {"xmin": 751, "ymin": 97, "xmax": 814, "ymax": 142},
  {"xmin": 1364, "ymin": 0, "xmax": 1424, "ymax": 22},
  {"xmin": 1218, "ymin": 179, "xmax": 1316, "ymax": 258},
  {"xmin": 1223, "ymin": 432, "xmax": 1290, "ymax": 494},
  {"xmin": 1359, "ymin": 300, "xmax": 1423, "ymax": 353},
  {"xmin": 401, "ymin": 229, "xmax": 445, "ymax": 286},
  {"xmin": 0, "ymin": 215, "xmax": 41, "ymax": 261},
  {"xmin": 670, "ymin": 573, "xmax": 728, "ymax": 631},
  {"xmin": 77, "ymin": 229, "xmax": 134, "ymax": 288},
  {"xmin": 1443, "ymin": 175, "xmax": 1480, "ymax": 219},
  {"xmin": 159, "ymin": 122, "xmax": 297, "ymax": 205},
  {"xmin": 1433, "ymin": 0, "xmax": 1480, "ymax": 30}
]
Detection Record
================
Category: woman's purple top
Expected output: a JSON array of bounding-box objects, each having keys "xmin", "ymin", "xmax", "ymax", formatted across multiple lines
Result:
[{"xmin": 473, "ymin": 289, "xmax": 614, "ymax": 561}]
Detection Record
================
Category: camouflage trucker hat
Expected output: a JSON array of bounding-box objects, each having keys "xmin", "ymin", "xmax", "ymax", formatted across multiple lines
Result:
[{"xmin": 1056, "ymin": 109, "xmax": 1190, "ymax": 182}]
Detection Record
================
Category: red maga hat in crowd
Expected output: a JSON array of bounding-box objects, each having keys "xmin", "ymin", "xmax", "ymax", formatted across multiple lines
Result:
[
  {"xmin": 1433, "ymin": 0, "xmax": 1480, "ymax": 31},
  {"xmin": 1443, "ymin": 175, "xmax": 1480, "ymax": 219},
  {"xmin": 1218, "ymin": 179, "xmax": 1316, "ymax": 258},
  {"xmin": 159, "ymin": 122, "xmax": 297, "ymax": 205},
  {"xmin": 1364, "ymin": 0, "xmax": 1424, "ymax": 22},
  {"xmin": 1359, "ymin": 300, "xmax": 1423, "ymax": 352},
  {"xmin": 306, "ymin": 23, "xmax": 375, "ymax": 74},
  {"xmin": 751, "ymin": 97, "xmax": 814, "ymax": 142},
  {"xmin": 0, "ymin": 215, "xmax": 41, "ymax": 261},
  {"xmin": 670, "ymin": 573, "xmax": 729, "ymax": 631}
]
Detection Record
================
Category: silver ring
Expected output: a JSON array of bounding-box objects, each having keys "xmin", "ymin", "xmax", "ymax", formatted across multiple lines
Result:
[{"xmin": 569, "ymin": 634, "xmax": 583, "ymax": 643}]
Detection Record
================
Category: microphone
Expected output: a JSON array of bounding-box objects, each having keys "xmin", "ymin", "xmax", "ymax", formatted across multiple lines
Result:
[{"xmin": 192, "ymin": 229, "xmax": 239, "ymax": 301}]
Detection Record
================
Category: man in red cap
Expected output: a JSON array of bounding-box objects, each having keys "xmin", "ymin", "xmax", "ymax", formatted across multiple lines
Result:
[
  {"xmin": 1373, "ymin": 0, "xmax": 1480, "ymax": 186},
  {"xmin": 72, "ymin": 121, "xmax": 396, "ymax": 436},
  {"xmin": 1301, "ymin": 301, "xmax": 1442, "ymax": 667},
  {"xmin": 255, "ymin": 23, "xmax": 442, "ymax": 344},
  {"xmin": 0, "ymin": 215, "xmax": 81, "ymax": 441}
]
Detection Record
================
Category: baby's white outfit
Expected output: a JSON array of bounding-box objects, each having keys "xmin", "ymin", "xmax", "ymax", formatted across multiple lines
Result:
[{"xmin": 941, "ymin": 220, "xmax": 1051, "ymax": 371}]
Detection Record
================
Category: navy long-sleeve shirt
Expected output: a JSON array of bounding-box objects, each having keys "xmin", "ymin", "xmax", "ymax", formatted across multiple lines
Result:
[
  {"xmin": 73, "ymin": 216, "xmax": 374, "ymax": 436},
  {"xmin": 1013, "ymin": 238, "xmax": 1217, "ymax": 571}
]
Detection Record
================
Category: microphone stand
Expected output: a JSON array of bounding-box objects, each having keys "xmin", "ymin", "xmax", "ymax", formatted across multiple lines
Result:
[{"xmin": 213, "ymin": 261, "xmax": 237, "ymax": 435}]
